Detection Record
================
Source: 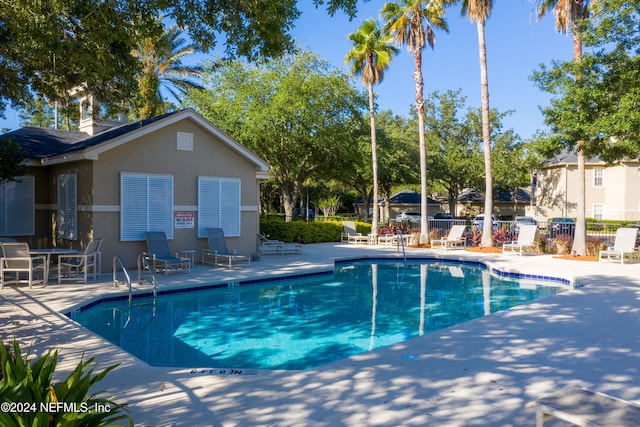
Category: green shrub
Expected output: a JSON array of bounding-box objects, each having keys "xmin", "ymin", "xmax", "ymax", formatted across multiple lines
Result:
[
  {"xmin": 0, "ymin": 339, "xmax": 132, "ymax": 427},
  {"xmin": 260, "ymin": 218, "xmax": 371, "ymax": 243}
]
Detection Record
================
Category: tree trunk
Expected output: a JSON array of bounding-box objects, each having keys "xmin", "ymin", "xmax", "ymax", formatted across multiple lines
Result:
[
  {"xmin": 571, "ymin": 33, "xmax": 587, "ymax": 255},
  {"xmin": 282, "ymin": 186, "xmax": 295, "ymax": 222},
  {"xmin": 414, "ymin": 51, "xmax": 429, "ymax": 244},
  {"xmin": 368, "ymin": 82, "xmax": 379, "ymax": 236},
  {"xmin": 572, "ymin": 143, "xmax": 587, "ymax": 255},
  {"xmin": 477, "ymin": 21, "xmax": 494, "ymax": 247}
]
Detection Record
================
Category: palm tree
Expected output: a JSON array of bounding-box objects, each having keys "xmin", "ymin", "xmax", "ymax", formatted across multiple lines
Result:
[
  {"xmin": 345, "ymin": 19, "xmax": 399, "ymax": 236},
  {"xmin": 461, "ymin": 0, "xmax": 494, "ymax": 247},
  {"xmin": 131, "ymin": 23, "xmax": 204, "ymax": 119},
  {"xmin": 535, "ymin": 0, "xmax": 592, "ymax": 255},
  {"xmin": 381, "ymin": 0, "xmax": 453, "ymax": 244}
]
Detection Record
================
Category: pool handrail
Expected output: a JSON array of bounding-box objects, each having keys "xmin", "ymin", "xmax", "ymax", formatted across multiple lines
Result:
[{"xmin": 136, "ymin": 253, "xmax": 158, "ymax": 301}]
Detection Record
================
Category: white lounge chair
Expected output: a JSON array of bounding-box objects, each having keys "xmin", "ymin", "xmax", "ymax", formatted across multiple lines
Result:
[
  {"xmin": 0, "ymin": 242, "xmax": 47, "ymax": 288},
  {"xmin": 341, "ymin": 221, "xmax": 370, "ymax": 245},
  {"xmin": 257, "ymin": 233, "xmax": 302, "ymax": 255},
  {"xmin": 503, "ymin": 224, "xmax": 539, "ymax": 255},
  {"xmin": 202, "ymin": 228, "xmax": 251, "ymax": 269},
  {"xmin": 526, "ymin": 387, "xmax": 640, "ymax": 427},
  {"xmin": 599, "ymin": 227, "xmax": 639, "ymax": 264},
  {"xmin": 58, "ymin": 237, "xmax": 104, "ymax": 283},
  {"xmin": 431, "ymin": 225, "xmax": 466, "ymax": 250}
]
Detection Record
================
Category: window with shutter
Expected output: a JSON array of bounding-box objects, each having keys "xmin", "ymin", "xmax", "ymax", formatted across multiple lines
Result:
[
  {"xmin": 0, "ymin": 176, "xmax": 35, "ymax": 236},
  {"xmin": 198, "ymin": 177, "xmax": 241, "ymax": 238},
  {"xmin": 57, "ymin": 173, "xmax": 77, "ymax": 240},
  {"xmin": 121, "ymin": 173, "xmax": 174, "ymax": 241}
]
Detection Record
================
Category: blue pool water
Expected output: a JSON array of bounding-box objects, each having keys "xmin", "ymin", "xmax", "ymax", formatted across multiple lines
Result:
[{"xmin": 70, "ymin": 260, "xmax": 566, "ymax": 370}]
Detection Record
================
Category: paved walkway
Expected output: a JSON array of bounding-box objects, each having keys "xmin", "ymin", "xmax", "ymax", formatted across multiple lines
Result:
[{"xmin": 2, "ymin": 243, "xmax": 640, "ymax": 426}]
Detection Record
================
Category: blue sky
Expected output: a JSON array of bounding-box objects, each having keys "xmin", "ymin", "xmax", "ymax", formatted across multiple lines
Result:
[
  {"xmin": 1, "ymin": 1, "xmax": 572, "ymax": 139},
  {"xmin": 292, "ymin": 0, "xmax": 572, "ymax": 140}
]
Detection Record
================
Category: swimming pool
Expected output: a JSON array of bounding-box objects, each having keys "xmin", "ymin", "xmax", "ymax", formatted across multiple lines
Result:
[{"xmin": 69, "ymin": 259, "xmax": 567, "ymax": 370}]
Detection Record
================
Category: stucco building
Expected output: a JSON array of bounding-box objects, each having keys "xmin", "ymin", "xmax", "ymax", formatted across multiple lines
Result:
[
  {"xmin": 527, "ymin": 150, "xmax": 640, "ymax": 221},
  {"xmin": 0, "ymin": 105, "xmax": 269, "ymax": 271}
]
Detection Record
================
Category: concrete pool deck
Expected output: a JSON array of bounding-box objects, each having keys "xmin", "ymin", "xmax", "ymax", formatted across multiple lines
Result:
[{"xmin": 1, "ymin": 242, "xmax": 640, "ymax": 426}]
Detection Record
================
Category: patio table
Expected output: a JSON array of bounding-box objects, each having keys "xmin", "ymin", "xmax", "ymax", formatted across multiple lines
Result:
[{"xmin": 30, "ymin": 248, "xmax": 79, "ymax": 283}]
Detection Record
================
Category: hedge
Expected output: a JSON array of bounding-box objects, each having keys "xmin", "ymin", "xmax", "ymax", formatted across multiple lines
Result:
[{"xmin": 259, "ymin": 218, "xmax": 371, "ymax": 244}]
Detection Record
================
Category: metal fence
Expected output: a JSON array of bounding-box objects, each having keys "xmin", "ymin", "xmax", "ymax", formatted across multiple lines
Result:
[{"xmin": 395, "ymin": 219, "xmax": 636, "ymax": 248}]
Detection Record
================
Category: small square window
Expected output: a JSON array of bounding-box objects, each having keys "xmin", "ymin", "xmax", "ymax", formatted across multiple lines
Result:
[{"xmin": 177, "ymin": 132, "xmax": 193, "ymax": 151}]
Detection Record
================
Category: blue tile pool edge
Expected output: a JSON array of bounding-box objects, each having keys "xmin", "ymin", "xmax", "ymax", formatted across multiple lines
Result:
[
  {"xmin": 62, "ymin": 268, "xmax": 335, "ymax": 317},
  {"xmin": 334, "ymin": 255, "xmax": 576, "ymax": 288},
  {"xmin": 62, "ymin": 255, "xmax": 575, "ymax": 318}
]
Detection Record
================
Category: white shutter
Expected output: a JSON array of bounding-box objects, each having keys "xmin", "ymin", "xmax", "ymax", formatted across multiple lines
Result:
[
  {"xmin": 121, "ymin": 173, "xmax": 174, "ymax": 241},
  {"xmin": 148, "ymin": 175, "xmax": 174, "ymax": 239},
  {"xmin": 0, "ymin": 176, "xmax": 35, "ymax": 236},
  {"xmin": 220, "ymin": 179, "xmax": 240, "ymax": 236},
  {"xmin": 197, "ymin": 177, "xmax": 220, "ymax": 238},
  {"xmin": 198, "ymin": 177, "xmax": 241, "ymax": 237},
  {"xmin": 57, "ymin": 173, "xmax": 77, "ymax": 240}
]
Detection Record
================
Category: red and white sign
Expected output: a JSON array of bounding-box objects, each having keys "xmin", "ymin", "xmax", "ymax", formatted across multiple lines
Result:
[{"xmin": 175, "ymin": 212, "xmax": 195, "ymax": 229}]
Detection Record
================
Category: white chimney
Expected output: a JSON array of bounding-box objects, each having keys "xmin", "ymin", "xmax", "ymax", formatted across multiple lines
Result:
[{"xmin": 71, "ymin": 87, "xmax": 128, "ymax": 135}]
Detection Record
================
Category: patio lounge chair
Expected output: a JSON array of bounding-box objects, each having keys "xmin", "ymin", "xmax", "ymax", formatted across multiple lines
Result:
[
  {"xmin": 58, "ymin": 237, "xmax": 104, "ymax": 284},
  {"xmin": 526, "ymin": 387, "xmax": 640, "ymax": 427},
  {"xmin": 144, "ymin": 231, "xmax": 191, "ymax": 275},
  {"xmin": 257, "ymin": 233, "xmax": 302, "ymax": 255},
  {"xmin": 599, "ymin": 227, "xmax": 639, "ymax": 264},
  {"xmin": 503, "ymin": 224, "xmax": 539, "ymax": 256},
  {"xmin": 203, "ymin": 228, "xmax": 251, "ymax": 269},
  {"xmin": 342, "ymin": 221, "xmax": 370, "ymax": 245},
  {"xmin": 0, "ymin": 238, "xmax": 16, "ymax": 257},
  {"xmin": 431, "ymin": 225, "xmax": 467, "ymax": 250},
  {"xmin": 0, "ymin": 242, "xmax": 47, "ymax": 288}
]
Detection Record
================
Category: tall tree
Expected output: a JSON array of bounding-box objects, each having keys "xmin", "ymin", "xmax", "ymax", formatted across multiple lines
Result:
[
  {"xmin": 345, "ymin": 19, "xmax": 399, "ymax": 235},
  {"xmin": 0, "ymin": 139, "xmax": 25, "ymax": 183},
  {"xmin": 424, "ymin": 90, "xmax": 483, "ymax": 216},
  {"xmin": 377, "ymin": 111, "xmax": 420, "ymax": 219},
  {"xmin": 381, "ymin": 0, "xmax": 453, "ymax": 243},
  {"xmin": 0, "ymin": 0, "xmax": 162, "ymax": 118},
  {"xmin": 535, "ymin": 0, "xmax": 593, "ymax": 255},
  {"xmin": 461, "ymin": 0, "xmax": 495, "ymax": 246},
  {"xmin": 0, "ymin": 0, "xmax": 364, "ymax": 118},
  {"xmin": 18, "ymin": 97, "xmax": 80, "ymax": 130},
  {"xmin": 186, "ymin": 50, "xmax": 366, "ymax": 221},
  {"xmin": 577, "ymin": 0, "xmax": 640, "ymax": 154},
  {"xmin": 131, "ymin": 22, "xmax": 205, "ymax": 119}
]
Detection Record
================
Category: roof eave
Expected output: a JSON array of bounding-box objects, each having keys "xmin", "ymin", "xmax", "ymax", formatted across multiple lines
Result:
[{"xmin": 34, "ymin": 151, "xmax": 98, "ymax": 166}]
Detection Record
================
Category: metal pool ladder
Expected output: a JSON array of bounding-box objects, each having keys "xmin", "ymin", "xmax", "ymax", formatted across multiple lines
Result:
[
  {"xmin": 397, "ymin": 229, "xmax": 407, "ymax": 263},
  {"xmin": 113, "ymin": 254, "xmax": 157, "ymax": 304},
  {"xmin": 137, "ymin": 254, "xmax": 158, "ymax": 300}
]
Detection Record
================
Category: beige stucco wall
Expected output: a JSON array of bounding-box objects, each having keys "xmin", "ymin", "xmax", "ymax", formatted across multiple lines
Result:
[
  {"xmin": 531, "ymin": 161, "xmax": 640, "ymax": 221},
  {"xmin": 623, "ymin": 163, "xmax": 640, "ymax": 220},
  {"xmin": 602, "ymin": 162, "xmax": 640, "ymax": 220},
  {"xmin": 532, "ymin": 165, "xmax": 572, "ymax": 219}
]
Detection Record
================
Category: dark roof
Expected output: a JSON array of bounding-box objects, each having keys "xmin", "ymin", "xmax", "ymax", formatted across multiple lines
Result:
[
  {"xmin": 496, "ymin": 188, "xmax": 531, "ymax": 203},
  {"xmin": 545, "ymin": 149, "xmax": 602, "ymax": 165},
  {"xmin": 388, "ymin": 189, "xmax": 439, "ymax": 205},
  {"xmin": 0, "ymin": 111, "xmax": 178, "ymax": 159},
  {"xmin": 354, "ymin": 189, "xmax": 438, "ymax": 205},
  {"xmin": 457, "ymin": 188, "xmax": 484, "ymax": 202},
  {"xmin": 458, "ymin": 188, "xmax": 531, "ymax": 203}
]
